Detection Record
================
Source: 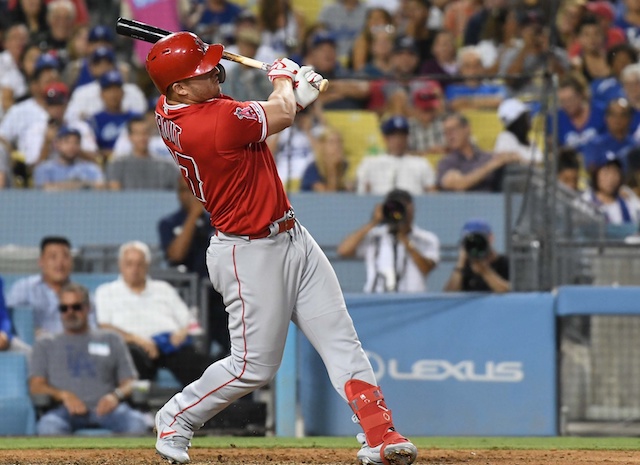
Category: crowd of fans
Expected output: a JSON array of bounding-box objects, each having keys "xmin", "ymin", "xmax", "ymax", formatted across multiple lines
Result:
[{"xmin": 0, "ymin": 1, "xmax": 640, "ymax": 225}]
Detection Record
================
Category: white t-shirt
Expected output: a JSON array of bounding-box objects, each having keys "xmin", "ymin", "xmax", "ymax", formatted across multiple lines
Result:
[
  {"xmin": 494, "ymin": 130, "xmax": 544, "ymax": 163},
  {"xmin": 0, "ymin": 50, "xmax": 27, "ymax": 118},
  {"xmin": 0, "ymin": 98, "xmax": 47, "ymax": 144},
  {"xmin": 95, "ymin": 277, "xmax": 190, "ymax": 339},
  {"xmin": 274, "ymin": 125, "xmax": 315, "ymax": 190},
  {"xmin": 358, "ymin": 224, "xmax": 440, "ymax": 293},
  {"xmin": 65, "ymin": 81, "xmax": 147, "ymax": 123},
  {"xmin": 356, "ymin": 153, "xmax": 436, "ymax": 195}
]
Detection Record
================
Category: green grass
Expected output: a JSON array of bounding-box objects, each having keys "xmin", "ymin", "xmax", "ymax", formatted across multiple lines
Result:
[{"xmin": 0, "ymin": 436, "xmax": 639, "ymax": 450}]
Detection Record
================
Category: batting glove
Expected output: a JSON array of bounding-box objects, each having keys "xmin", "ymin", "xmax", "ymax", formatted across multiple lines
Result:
[
  {"xmin": 267, "ymin": 58, "xmax": 300, "ymax": 83},
  {"xmin": 293, "ymin": 66, "xmax": 322, "ymax": 111}
]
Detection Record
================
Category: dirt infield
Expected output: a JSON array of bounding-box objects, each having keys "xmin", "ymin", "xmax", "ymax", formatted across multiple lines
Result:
[{"xmin": 2, "ymin": 448, "xmax": 640, "ymax": 464}]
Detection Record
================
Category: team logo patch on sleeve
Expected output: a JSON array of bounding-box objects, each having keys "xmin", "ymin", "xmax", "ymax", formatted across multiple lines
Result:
[{"xmin": 234, "ymin": 104, "xmax": 261, "ymax": 122}]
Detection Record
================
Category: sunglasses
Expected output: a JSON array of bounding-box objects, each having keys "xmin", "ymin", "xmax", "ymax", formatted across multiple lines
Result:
[{"xmin": 59, "ymin": 303, "xmax": 84, "ymax": 313}]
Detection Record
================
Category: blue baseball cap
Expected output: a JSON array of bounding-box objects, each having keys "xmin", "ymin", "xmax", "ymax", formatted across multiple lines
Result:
[
  {"xmin": 591, "ymin": 150, "xmax": 624, "ymax": 171},
  {"xmin": 89, "ymin": 25, "xmax": 114, "ymax": 43},
  {"xmin": 90, "ymin": 46, "xmax": 115, "ymax": 64},
  {"xmin": 461, "ymin": 219, "xmax": 492, "ymax": 237},
  {"xmin": 311, "ymin": 31, "xmax": 337, "ymax": 48},
  {"xmin": 34, "ymin": 53, "xmax": 60, "ymax": 76},
  {"xmin": 57, "ymin": 126, "xmax": 81, "ymax": 139},
  {"xmin": 99, "ymin": 69, "xmax": 123, "ymax": 88},
  {"xmin": 381, "ymin": 115, "xmax": 409, "ymax": 135}
]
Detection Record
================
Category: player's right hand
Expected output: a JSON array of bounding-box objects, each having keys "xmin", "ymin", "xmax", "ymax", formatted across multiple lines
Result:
[{"xmin": 267, "ymin": 58, "xmax": 300, "ymax": 83}]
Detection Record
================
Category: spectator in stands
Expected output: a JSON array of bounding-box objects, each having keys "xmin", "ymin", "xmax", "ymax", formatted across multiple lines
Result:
[
  {"xmin": 95, "ymin": 241, "xmax": 214, "ymax": 386},
  {"xmin": 445, "ymin": 45, "xmax": 507, "ymax": 111},
  {"xmin": 222, "ymin": 10, "xmax": 277, "ymax": 77},
  {"xmin": 437, "ymin": 112, "xmax": 520, "ymax": 191},
  {"xmin": 105, "ymin": 116, "xmax": 177, "ymax": 190},
  {"xmin": 554, "ymin": 73, "xmax": 605, "ymax": 150},
  {"xmin": 21, "ymin": 82, "xmax": 98, "ymax": 168},
  {"xmin": 29, "ymin": 282, "xmax": 148, "ymax": 436},
  {"xmin": 624, "ymin": 147, "xmax": 640, "ymax": 198},
  {"xmin": 554, "ymin": 0, "xmax": 585, "ymax": 50},
  {"xmin": 443, "ymin": 0, "xmax": 482, "ymax": 46},
  {"xmin": 581, "ymin": 151, "xmax": 640, "ymax": 226},
  {"xmin": 570, "ymin": 15, "xmax": 610, "ymax": 84},
  {"xmin": 0, "ymin": 53, "xmax": 61, "ymax": 173},
  {"xmin": 405, "ymin": 80, "xmax": 447, "ymax": 155},
  {"xmin": 356, "ymin": 115, "xmax": 436, "ymax": 195},
  {"xmin": 337, "ymin": 189, "xmax": 439, "ymax": 293},
  {"xmin": 581, "ymin": 98, "xmax": 635, "ymax": 174},
  {"xmin": 158, "ymin": 179, "xmax": 229, "ymax": 357},
  {"xmin": 444, "ymin": 219, "xmax": 510, "ymax": 293},
  {"xmin": 301, "ymin": 125, "xmax": 352, "ymax": 192},
  {"xmin": 257, "ymin": 0, "xmax": 306, "ymax": 57},
  {"xmin": 0, "ymin": 275, "xmax": 31, "ymax": 354},
  {"xmin": 621, "ymin": 64, "xmax": 640, "ymax": 136},
  {"xmin": 557, "ymin": 147, "xmax": 582, "ymax": 192},
  {"xmin": 495, "ymin": 98, "xmax": 543, "ymax": 164},
  {"xmin": 87, "ymin": 70, "xmax": 141, "ymax": 162},
  {"xmin": 402, "ymin": 0, "xmax": 437, "ymax": 66},
  {"xmin": 66, "ymin": 24, "xmax": 118, "ymax": 89},
  {"xmin": 615, "ymin": 0, "xmax": 640, "ymax": 50},
  {"xmin": 32, "ymin": 0, "xmax": 76, "ymax": 63},
  {"xmin": 8, "ymin": 0, "xmax": 48, "ymax": 38},
  {"xmin": 32, "ymin": 126, "xmax": 104, "ymax": 190},
  {"xmin": 568, "ymin": 2, "xmax": 626, "ymax": 62},
  {"xmin": 355, "ymin": 22, "xmax": 396, "ymax": 79},
  {"xmin": 463, "ymin": 0, "xmax": 508, "ymax": 46},
  {"xmin": 223, "ymin": 29, "xmax": 274, "ymax": 102},
  {"xmin": 268, "ymin": 104, "xmax": 319, "ymax": 192},
  {"xmin": 183, "ymin": 0, "xmax": 244, "ymax": 45},
  {"xmin": 64, "ymin": 47, "xmax": 146, "ymax": 123},
  {"xmin": 499, "ymin": 9, "xmax": 569, "ymax": 98},
  {"xmin": 110, "ymin": 109, "xmax": 172, "ymax": 161},
  {"xmin": 0, "ymin": 24, "xmax": 29, "ymax": 119},
  {"xmin": 317, "ymin": 0, "xmax": 368, "ymax": 64},
  {"xmin": 7, "ymin": 236, "xmax": 93, "ymax": 338},
  {"xmin": 419, "ymin": 30, "xmax": 458, "ymax": 89},
  {"xmin": 474, "ymin": 9, "xmax": 519, "ymax": 75},
  {"xmin": 350, "ymin": 7, "xmax": 394, "ymax": 72},
  {"xmin": 591, "ymin": 44, "xmax": 638, "ymax": 109}
]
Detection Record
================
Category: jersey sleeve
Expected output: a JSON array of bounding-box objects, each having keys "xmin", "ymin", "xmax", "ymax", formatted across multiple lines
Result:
[{"xmin": 215, "ymin": 100, "xmax": 268, "ymax": 150}]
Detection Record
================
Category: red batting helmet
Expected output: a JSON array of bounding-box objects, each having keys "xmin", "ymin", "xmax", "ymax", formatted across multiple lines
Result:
[{"xmin": 146, "ymin": 31, "xmax": 224, "ymax": 94}]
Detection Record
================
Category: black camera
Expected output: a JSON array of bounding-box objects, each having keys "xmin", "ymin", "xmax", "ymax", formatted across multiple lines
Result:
[
  {"xmin": 382, "ymin": 199, "xmax": 407, "ymax": 225},
  {"xmin": 463, "ymin": 232, "xmax": 490, "ymax": 259}
]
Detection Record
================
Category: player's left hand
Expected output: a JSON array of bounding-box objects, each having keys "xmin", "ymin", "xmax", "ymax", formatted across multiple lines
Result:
[{"xmin": 293, "ymin": 66, "xmax": 322, "ymax": 111}]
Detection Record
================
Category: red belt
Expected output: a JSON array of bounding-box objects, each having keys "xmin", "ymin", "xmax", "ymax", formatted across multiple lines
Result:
[
  {"xmin": 249, "ymin": 217, "xmax": 296, "ymax": 239},
  {"xmin": 216, "ymin": 218, "xmax": 296, "ymax": 240}
]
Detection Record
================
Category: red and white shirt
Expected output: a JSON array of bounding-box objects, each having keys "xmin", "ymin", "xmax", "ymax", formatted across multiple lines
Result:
[{"xmin": 155, "ymin": 94, "xmax": 291, "ymax": 236}]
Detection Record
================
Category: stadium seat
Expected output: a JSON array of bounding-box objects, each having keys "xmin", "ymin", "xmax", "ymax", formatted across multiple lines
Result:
[
  {"xmin": 460, "ymin": 108, "xmax": 503, "ymax": 152},
  {"xmin": 0, "ymin": 353, "xmax": 37, "ymax": 436},
  {"xmin": 10, "ymin": 305, "xmax": 34, "ymax": 346},
  {"xmin": 323, "ymin": 110, "xmax": 385, "ymax": 181}
]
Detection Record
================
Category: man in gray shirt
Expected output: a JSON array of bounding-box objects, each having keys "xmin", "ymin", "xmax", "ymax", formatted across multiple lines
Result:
[
  {"xmin": 29, "ymin": 282, "xmax": 148, "ymax": 435},
  {"xmin": 106, "ymin": 115, "xmax": 178, "ymax": 190}
]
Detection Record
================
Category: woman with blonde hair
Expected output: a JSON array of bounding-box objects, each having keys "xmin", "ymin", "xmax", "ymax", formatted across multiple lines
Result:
[{"xmin": 301, "ymin": 126, "xmax": 352, "ymax": 192}]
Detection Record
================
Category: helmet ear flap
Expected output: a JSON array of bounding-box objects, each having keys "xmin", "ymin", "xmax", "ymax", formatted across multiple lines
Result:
[{"xmin": 216, "ymin": 64, "xmax": 226, "ymax": 84}]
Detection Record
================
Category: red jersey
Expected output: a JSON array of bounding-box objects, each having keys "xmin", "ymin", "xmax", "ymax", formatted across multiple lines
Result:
[{"xmin": 155, "ymin": 94, "xmax": 291, "ymax": 236}]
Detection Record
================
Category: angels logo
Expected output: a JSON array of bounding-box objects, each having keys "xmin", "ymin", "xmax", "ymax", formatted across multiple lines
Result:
[{"xmin": 234, "ymin": 105, "xmax": 261, "ymax": 122}]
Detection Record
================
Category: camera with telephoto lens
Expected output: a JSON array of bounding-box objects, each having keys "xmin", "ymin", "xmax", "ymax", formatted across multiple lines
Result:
[
  {"xmin": 382, "ymin": 199, "xmax": 407, "ymax": 225},
  {"xmin": 462, "ymin": 232, "xmax": 490, "ymax": 260}
]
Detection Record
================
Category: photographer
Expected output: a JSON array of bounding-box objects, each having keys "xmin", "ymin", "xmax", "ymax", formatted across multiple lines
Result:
[
  {"xmin": 337, "ymin": 189, "xmax": 440, "ymax": 293},
  {"xmin": 444, "ymin": 219, "xmax": 510, "ymax": 293}
]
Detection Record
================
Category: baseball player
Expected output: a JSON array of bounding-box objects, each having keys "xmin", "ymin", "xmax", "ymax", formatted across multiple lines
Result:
[{"xmin": 145, "ymin": 31, "xmax": 418, "ymax": 465}]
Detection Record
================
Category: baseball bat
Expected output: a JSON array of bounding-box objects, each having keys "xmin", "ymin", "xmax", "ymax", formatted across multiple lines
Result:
[{"xmin": 115, "ymin": 18, "xmax": 329, "ymax": 92}]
